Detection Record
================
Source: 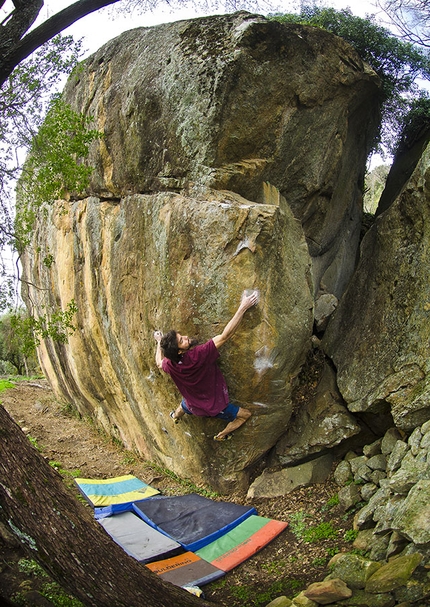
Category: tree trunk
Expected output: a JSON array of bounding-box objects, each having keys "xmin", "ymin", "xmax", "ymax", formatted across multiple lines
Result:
[
  {"xmin": 0, "ymin": 0, "xmax": 43, "ymax": 58},
  {"xmin": 0, "ymin": 0, "xmax": 121, "ymax": 87},
  {"xmin": 0, "ymin": 404, "xmax": 215, "ymax": 607}
]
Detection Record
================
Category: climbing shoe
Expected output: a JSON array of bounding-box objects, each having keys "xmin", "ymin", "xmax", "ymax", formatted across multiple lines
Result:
[
  {"xmin": 213, "ymin": 433, "xmax": 232, "ymax": 441},
  {"xmin": 170, "ymin": 411, "xmax": 180, "ymax": 424}
]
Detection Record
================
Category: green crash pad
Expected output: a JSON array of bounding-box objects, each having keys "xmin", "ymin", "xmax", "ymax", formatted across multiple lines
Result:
[{"xmin": 196, "ymin": 514, "xmax": 288, "ymax": 571}]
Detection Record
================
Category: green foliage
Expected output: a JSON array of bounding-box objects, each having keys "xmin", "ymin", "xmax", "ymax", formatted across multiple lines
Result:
[
  {"xmin": 0, "ymin": 35, "xmax": 83, "ymax": 312},
  {"xmin": 0, "ymin": 302, "xmax": 77, "ymax": 376},
  {"xmin": 270, "ymin": 7, "xmax": 430, "ymax": 154},
  {"xmin": 327, "ymin": 546, "xmax": 340, "ymax": 557},
  {"xmin": 29, "ymin": 300, "xmax": 79, "ymax": 346},
  {"xmin": 16, "ymin": 98, "xmax": 102, "ymax": 246},
  {"xmin": 40, "ymin": 582, "xmax": 84, "ymax": 607},
  {"xmin": 49, "ymin": 460, "xmax": 82, "ymax": 478},
  {"xmin": 0, "ymin": 35, "xmax": 83, "ymax": 195},
  {"xmin": 18, "ymin": 558, "xmax": 49, "ymax": 578},
  {"xmin": 312, "ymin": 556, "xmax": 327, "ymax": 566},
  {"xmin": 0, "ymin": 379, "xmax": 15, "ymax": 392},
  {"xmin": 231, "ymin": 585, "xmax": 252, "ymax": 602},
  {"xmin": 289, "ymin": 510, "xmax": 312, "ymax": 540},
  {"xmin": 230, "ymin": 577, "xmax": 304, "ymax": 607},
  {"xmin": 0, "ymin": 309, "xmax": 39, "ymax": 375},
  {"xmin": 289, "ymin": 510, "xmax": 339, "ymax": 542},
  {"xmin": 261, "ymin": 559, "xmax": 287, "ymax": 575},
  {"xmin": 121, "ymin": 453, "xmax": 138, "ymax": 465},
  {"xmin": 148, "ymin": 461, "xmax": 220, "ymax": 498},
  {"xmin": 344, "ymin": 528, "xmax": 359, "ymax": 542},
  {"xmin": 303, "ymin": 521, "xmax": 339, "ymax": 542},
  {"xmin": 396, "ymin": 90, "xmax": 430, "ymax": 151},
  {"xmin": 321, "ymin": 493, "xmax": 340, "ymax": 511},
  {"xmin": 28, "ymin": 435, "xmax": 43, "ymax": 451}
]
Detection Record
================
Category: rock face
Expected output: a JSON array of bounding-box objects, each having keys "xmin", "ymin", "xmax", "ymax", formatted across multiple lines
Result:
[
  {"xmin": 62, "ymin": 11, "xmax": 380, "ymax": 298},
  {"xmin": 21, "ymin": 12, "xmax": 381, "ymax": 491},
  {"xmin": 323, "ymin": 140, "xmax": 430, "ymax": 431},
  {"xmin": 24, "ymin": 189, "xmax": 313, "ymax": 491},
  {"xmin": 275, "ymin": 361, "xmax": 361, "ymax": 466}
]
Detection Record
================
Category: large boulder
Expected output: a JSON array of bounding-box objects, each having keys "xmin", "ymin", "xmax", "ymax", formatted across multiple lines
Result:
[
  {"xmin": 22, "ymin": 189, "xmax": 313, "ymax": 492},
  {"xmin": 62, "ymin": 11, "xmax": 380, "ymax": 298},
  {"xmin": 21, "ymin": 12, "xmax": 381, "ymax": 491},
  {"xmin": 323, "ymin": 140, "xmax": 430, "ymax": 431}
]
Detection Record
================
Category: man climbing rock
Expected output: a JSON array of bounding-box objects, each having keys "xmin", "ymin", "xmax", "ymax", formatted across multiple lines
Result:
[{"xmin": 154, "ymin": 290, "xmax": 259, "ymax": 441}]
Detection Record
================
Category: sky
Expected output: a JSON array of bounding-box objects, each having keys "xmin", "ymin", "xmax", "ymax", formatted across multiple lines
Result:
[
  {"xmin": 68, "ymin": 0, "xmax": 385, "ymax": 58},
  {"xmin": 0, "ymin": 0, "xmax": 385, "ymax": 61}
]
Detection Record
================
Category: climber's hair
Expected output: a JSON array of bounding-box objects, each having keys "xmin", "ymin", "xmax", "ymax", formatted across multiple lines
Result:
[{"xmin": 160, "ymin": 330, "xmax": 181, "ymax": 363}]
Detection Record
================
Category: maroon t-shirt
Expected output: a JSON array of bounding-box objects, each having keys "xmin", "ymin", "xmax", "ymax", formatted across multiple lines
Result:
[{"xmin": 161, "ymin": 339, "xmax": 229, "ymax": 416}]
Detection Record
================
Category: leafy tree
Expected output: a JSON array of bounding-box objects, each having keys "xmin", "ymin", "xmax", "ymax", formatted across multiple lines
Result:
[
  {"xmin": 379, "ymin": 0, "xmax": 430, "ymax": 48},
  {"xmin": 16, "ymin": 95, "xmax": 103, "ymax": 247},
  {"xmin": 0, "ymin": 308, "xmax": 40, "ymax": 375},
  {"xmin": 270, "ymin": 7, "xmax": 430, "ymax": 155},
  {"xmin": 0, "ymin": 33, "xmax": 83, "ymax": 311},
  {"xmin": 395, "ymin": 88, "xmax": 430, "ymax": 151}
]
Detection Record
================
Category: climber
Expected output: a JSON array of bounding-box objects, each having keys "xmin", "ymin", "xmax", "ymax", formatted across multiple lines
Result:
[{"xmin": 154, "ymin": 290, "xmax": 259, "ymax": 441}]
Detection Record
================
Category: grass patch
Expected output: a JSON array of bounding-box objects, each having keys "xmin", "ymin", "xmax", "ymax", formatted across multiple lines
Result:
[
  {"xmin": 289, "ymin": 511, "xmax": 339, "ymax": 543},
  {"xmin": 327, "ymin": 546, "xmax": 340, "ymax": 557},
  {"xmin": 230, "ymin": 578, "xmax": 305, "ymax": 607},
  {"xmin": 321, "ymin": 493, "xmax": 339, "ymax": 511},
  {"xmin": 303, "ymin": 521, "xmax": 339, "ymax": 543},
  {"xmin": 255, "ymin": 579, "xmax": 304, "ymax": 605},
  {"xmin": 0, "ymin": 379, "xmax": 15, "ymax": 393},
  {"xmin": 231, "ymin": 584, "xmax": 252, "ymax": 602},
  {"xmin": 49, "ymin": 460, "xmax": 82, "ymax": 479},
  {"xmin": 121, "ymin": 453, "xmax": 137, "ymax": 466},
  {"xmin": 28, "ymin": 435, "xmax": 43, "ymax": 451},
  {"xmin": 312, "ymin": 556, "xmax": 327, "ymax": 567},
  {"xmin": 344, "ymin": 529, "xmax": 359, "ymax": 542},
  {"xmin": 261, "ymin": 559, "xmax": 287, "ymax": 576}
]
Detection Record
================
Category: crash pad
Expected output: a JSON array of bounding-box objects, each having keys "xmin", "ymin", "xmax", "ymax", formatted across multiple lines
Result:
[
  {"xmin": 94, "ymin": 502, "xmax": 135, "ymax": 519},
  {"xmin": 196, "ymin": 515, "xmax": 288, "ymax": 571},
  {"xmin": 133, "ymin": 493, "xmax": 257, "ymax": 551},
  {"xmin": 74, "ymin": 475, "xmax": 159, "ymax": 507},
  {"xmin": 98, "ymin": 511, "xmax": 183, "ymax": 563},
  {"xmin": 146, "ymin": 551, "xmax": 224, "ymax": 587}
]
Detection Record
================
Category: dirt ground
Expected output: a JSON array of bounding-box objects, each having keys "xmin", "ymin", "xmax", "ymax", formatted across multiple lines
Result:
[{"xmin": 0, "ymin": 380, "xmax": 357, "ymax": 607}]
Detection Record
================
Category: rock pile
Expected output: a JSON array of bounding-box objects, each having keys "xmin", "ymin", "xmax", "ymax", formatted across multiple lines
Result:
[
  {"xmin": 264, "ymin": 551, "xmax": 427, "ymax": 606},
  {"xmin": 336, "ymin": 422, "xmax": 430, "ymax": 565},
  {"xmin": 261, "ymin": 421, "xmax": 430, "ymax": 606}
]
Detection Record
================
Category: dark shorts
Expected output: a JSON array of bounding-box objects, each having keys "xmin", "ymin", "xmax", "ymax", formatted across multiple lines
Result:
[{"xmin": 181, "ymin": 399, "xmax": 239, "ymax": 422}]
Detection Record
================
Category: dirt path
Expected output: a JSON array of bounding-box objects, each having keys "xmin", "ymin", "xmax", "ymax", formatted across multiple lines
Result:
[{"xmin": 1, "ymin": 380, "xmax": 355, "ymax": 607}]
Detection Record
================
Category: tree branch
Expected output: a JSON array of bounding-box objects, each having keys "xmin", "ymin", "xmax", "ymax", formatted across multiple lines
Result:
[{"xmin": 0, "ymin": 0, "xmax": 121, "ymax": 86}]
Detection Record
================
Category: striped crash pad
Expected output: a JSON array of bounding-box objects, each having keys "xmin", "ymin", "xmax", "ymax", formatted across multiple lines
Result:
[
  {"xmin": 75, "ymin": 475, "xmax": 160, "ymax": 507},
  {"xmin": 146, "ymin": 551, "xmax": 225, "ymax": 587},
  {"xmin": 196, "ymin": 515, "xmax": 288, "ymax": 571},
  {"xmin": 132, "ymin": 493, "xmax": 257, "ymax": 551},
  {"xmin": 98, "ymin": 511, "xmax": 183, "ymax": 563}
]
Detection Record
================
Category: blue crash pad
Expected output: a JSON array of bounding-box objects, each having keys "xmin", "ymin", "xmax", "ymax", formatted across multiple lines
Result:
[{"xmin": 132, "ymin": 493, "xmax": 257, "ymax": 551}]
